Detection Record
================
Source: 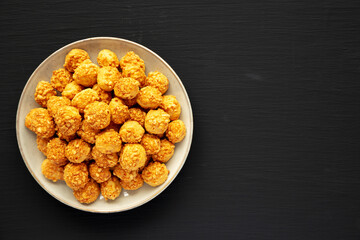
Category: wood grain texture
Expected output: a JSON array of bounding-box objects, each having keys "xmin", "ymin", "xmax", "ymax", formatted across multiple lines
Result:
[{"xmin": 1, "ymin": 0, "xmax": 360, "ymax": 239}]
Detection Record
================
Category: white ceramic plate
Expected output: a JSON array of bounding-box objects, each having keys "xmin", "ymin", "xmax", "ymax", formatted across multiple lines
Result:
[{"xmin": 16, "ymin": 37, "xmax": 193, "ymax": 213}]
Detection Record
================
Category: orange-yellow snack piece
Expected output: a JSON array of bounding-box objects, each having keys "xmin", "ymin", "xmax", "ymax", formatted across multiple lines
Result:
[
  {"xmin": 77, "ymin": 121, "xmax": 100, "ymax": 144},
  {"xmin": 139, "ymin": 154, "xmax": 152, "ymax": 172},
  {"xmin": 166, "ymin": 120, "xmax": 186, "ymax": 143},
  {"xmin": 129, "ymin": 108, "xmax": 146, "ymax": 127},
  {"xmin": 47, "ymin": 96, "xmax": 71, "ymax": 117},
  {"xmin": 113, "ymin": 164, "xmax": 138, "ymax": 182},
  {"xmin": 64, "ymin": 162, "xmax": 89, "ymax": 190},
  {"xmin": 109, "ymin": 97, "xmax": 129, "ymax": 125},
  {"xmin": 71, "ymin": 88, "xmax": 99, "ymax": 113},
  {"xmin": 89, "ymin": 162, "xmax": 111, "ymax": 183},
  {"xmin": 104, "ymin": 121, "xmax": 121, "ymax": 132},
  {"xmin": 62, "ymin": 81, "xmax": 84, "ymax": 100},
  {"xmin": 119, "ymin": 121, "xmax": 145, "ymax": 143},
  {"xmin": 122, "ymin": 97, "xmax": 137, "ymax": 107},
  {"xmin": 100, "ymin": 176, "xmax": 122, "ymax": 200},
  {"xmin": 97, "ymin": 66, "xmax": 121, "ymax": 91},
  {"xmin": 41, "ymin": 159, "xmax": 64, "ymax": 182},
  {"xmin": 73, "ymin": 179, "xmax": 100, "ymax": 204},
  {"xmin": 160, "ymin": 95, "xmax": 181, "ymax": 121},
  {"xmin": 57, "ymin": 131, "xmax": 77, "ymax": 142},
  {"xmin": 46, "ymin": 138, "xmax": 68, "ymax": 166},
  {"xmin": 120, "ymin": 174, "xmax": 144, "ymax": 190},
  {"xmin": 63, "ymin": 49, "xmax": 90, "ymax": 72},
  {"xmin": 50, "ymin": 68, "xmax": 73, "ymax": 92},
  {"xmin": 97, "ymin": 49, "xmax": 120, "ymax": 68},
  {"xmin": 141, "ymin": 161, "xmax": 169, "ymax": 187},
  {"xmin": 25, "ymin": 108, "xmax": 55, "ymax": 138},
  {"xmin": 119, "ymin": 144, "xmax": 147, "ymax": 171},
  {"xmin": 144, "ymin": 109, "xmax": 170, "ymax": 135},
  {"xmin": 136, "ymin": 86, "xmax": 162, "ymax": 109},
  {"xmin": 122, "ymin": 64, "xmax": 146, "ymax": 87},
  {"xmin": 91, "ymin": 146, "xmax": 118, "ymax": 168},
  {"xmin": 84, "ymin": 101, "xmax": 111, "ymax": 130},
  {"xmin": 73, "ymin": 59, "xmax": 99, "ymax": 87},
  {"xmin": 152, "ymin": 139, "xmax": 175, "ymax": 163},
  {"xmin": 95, "ymin": 129, "xmax": 122, "ymax": 154},
  {"xmin": 54, "ymin": 105, "xmax": 82, "ymax": 137},
  {"xmin": 92, "ymin": 84, "xmax": 112, "ymax": 104},
  {"xmin": 114, "ymin": 77, "xmax": 140, "ymax": 99},
  {"xmin": 145, "ymin": 71, "xmax": 169, "ymax": 94},
  {"xmin": 140, "ymin": 134, "xmax": 161, "ymax": 155},
  {"xmin": 34, "ymin": 81, "xmax": 56, "ymax": 108},
  {"xmin": 65, "ymin": 139, "xmax": 91, "ymax": 163},
  {"xmin": 120, "ymin": 51, "xmax": 145, "ymax": 71},
  {"xmin": 37, "ymin": 136, "xmax": 51, "ymax": 156}
]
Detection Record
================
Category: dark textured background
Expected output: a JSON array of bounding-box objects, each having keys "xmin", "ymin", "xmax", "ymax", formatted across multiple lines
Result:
[{"xmin": 1, "ymin": 0, "xmax": 360, "ymax": 239}]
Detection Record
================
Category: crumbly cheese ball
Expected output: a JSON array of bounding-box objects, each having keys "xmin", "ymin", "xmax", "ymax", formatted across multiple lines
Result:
[
  {"xmin": 95, "ymin": 129, "xmax": 122, "ymax": 154},
  {"xmin": 121, "ymin": 174, "xmax": 144, "ymax": 190},
  {"xmin": 139, "ymin": 154, "xmax": 152, "ymax": 172},
  {"xmin": 47, "ymin": 96, "xmax": 71, "ymax": 117},
  {"xmin": 63, "ymin": 49, "xmax": 90, "ymax": 72},
  {"xmin": 54, "ymin": 106, "xmax": 82, "ymax": 137},
  {"xmin": 97, "ymin": 49, "xmax": 120, "ymax": 68},
  {"xmin": 41, "ymin": 159, "xmax": 64, "ymax": 182},
  {"xmin": 91, "ymin": 146, "xmax": 118, "ymax": 168},
  {"xmin": 119, "ymin": 121, "xmax": 145, "ymax": 143},
  {"xmin": 34, "ymin": 81, "xmax": 56, "ymax": 108},
  {"xmin": 152, "ymin": 139, "xmax": 175, "ymax": 163},
  {"xmin": 113, "ymin": 164, "xmax": 138, "ymax": 182},
  {"xmin": 104, "ymin": 121, "xmax": 121, "ymax": 132},
  {"xmin": 122, "ymin": 97, "xmax": 138, "ymax": 107},
  {"xmin": 145, "ymin": 71, "xmax": 169, "ymax": 94},
  {"xmin": 97, "ymin": 66, "xmax": 121, "ymax": 91},
  {"xmin": 92, "ymin": 84, "xmax": 112, "ymax": 104},
  {"xmin": 77, "ymin": 121, "xmax": 100, "ymax": 144},
  {"xmin": 57, "ymin": 131, "xmax": 77, "ymax": 142},
  {"xmin": 114, "ymin": 77, "xmax": 140, "ymax": 99},
  {"xmin": 136, "ymin": 86, "xmax": 162, "ymax": 109},
  {"xmin": 160, "ymin": 95, "xmax": 181, "ymax": 121},
  {"xmin": 64, "ymin": 162, "xmax": 89, "ymax": 190},
  {"xmin": 140, "ymin": 134, "xmax": 161, "ymax": 155},
  {"xmin": 25, "ymin": 108, "xmax": 55, "ymax": 138},
  {"xmin": 50, "ymin": 68, "xmax": 73, "ymax": 92},
  {"xmin": 144, "ymin": 109, "xmax": 170, "ymax": 135},
  {"xmin": 73, "ymin": 59, "xmax": 99, "ymax": 87},
  {"xmin": 65, "ymin": 139, "xmax": 91, "ymax": 163},
  {"xmin": 129, "ymin": 108, "xmax": 146, "ymax": 127},
  {"xmin": 109, "ymin": 97, "xmax": 130, "ymax": 125},
  {"xmin": 37, "ymin": 136, "xmax": 51, "ymax": 156},
  {"xmin": 71, "ymin": 88, "xmax": 99, "ymax": 113},
  {"xmin": 89, "ymin": 162, "xmax": 111, "ymax": 183},
  {"xmin": 122, "ymin": 64, "xmax": 146, "ymax": 87},
  {"xmin": 120, "ymin": 51, "xmax": 145, "ymax": 71},
  {"xmin": 73, "ymin": 179, "xmax": 100, "ymax": 204},
  {"xmin": 84, "ymin": 101, "xmax": 111, "ymax": 130},
  {"xmin": 62, "ymin": 81, "xmax": 84, "ymax": 100},
  {"xmin": 141, "ymin": 161, "xmax": 169, "ymax": 187},
  {"xmin": 100, "ymin": 176, "xmax": 122, "ymax": 200},
  {"xmin": 166, "ymin": 120, "xmax": 186, "ymax": 143},
  {"xmin": 46, "ymin": 138, "xmax": 68, "ymax": 166},
  {"xmin": 119, "ymin": 144, "xmax": 147, "ymax": 171}
]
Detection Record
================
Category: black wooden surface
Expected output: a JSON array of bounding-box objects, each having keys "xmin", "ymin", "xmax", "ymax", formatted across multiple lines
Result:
[{"xmin": 1, "ymin": 0, "xmax": 360, "ymax": 239}]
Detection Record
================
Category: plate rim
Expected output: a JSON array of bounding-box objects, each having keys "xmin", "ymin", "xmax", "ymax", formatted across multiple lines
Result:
[{"xmin": 16, "ymin": 36, "xmax": 194, "ymax": 213}]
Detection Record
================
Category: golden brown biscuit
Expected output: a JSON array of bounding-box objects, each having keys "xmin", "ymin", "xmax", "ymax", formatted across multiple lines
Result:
[
  {"xmin": 160, "ymin": 95, "xmax": 181, "ymax": 121},
  {"xmin": 166, "ymin": 120, "xmax": 186, "ymax": 143},
  {"xmin": 89, "ymin": 162, "xmax": 111, "ymax": 183},
  {"xmin": 95, "ymin": 129, "xmax": 122, "ymax": 154},
  {"xmin": 136, "ymin": 86, "xmax": 162, "ymax": 109},
  {"xmin": 41, "ymin": 159, "xmax": 64, "ymax": 182},
  {"xmin": 152, "ymin": 139, "xmax": 175, "ymax": 163},
  {"xmin": 84, "ymin": 101, "xmax": 111, "ymax": 130},
  {"xmin": 47, "ymin": 138, "xmax": 68, "ymax": 166},
  {"xmin": 119, "ymin": 144, "xmax": 147, "ymax": 171},
  {"xmin": 65, "ymin": 139, "xmax": 91, "ymax": 163},
  {"xmin": 64, "ymin": 162, "xmax": 89, "ymax": 191},
  {"xmin": 25, "ymin": 108, "xmax": 55, "ymax": 138},
  {"xmin": 34, "ymin": 81, "xmax": 56, "ymax": 108},
  {"xmin": 140, "ymin": 134, "xmax": 161, "ymax": 155},
  {"xmin": 109, "ymin": 97, "xmax": 130, "ymax": 124},
  {"xmin": 114, "ymin": 77, "xmax": 140, "ymax": 99},
  {"xmin": 119, "ymin": 121, "xmax": 145, "ymax": 143},
  {"xmin": 141, "ymin": 161, "xmax": 169, "ymax": 187},
  {"xmin": 71, "ymin": 88, "xmax": 99, "ymax": 113},
  {"xmin": 62, "ymin": 81, "xmax": 84, "ymax": 100},
  {"xmin": 97, "ymin": 66, "xmax": 121, "ymax": 91},
  {"xmin": 73, "ymin": 179, "xmax": 100, "ymax": 204},
  {"xmin": 144, "ymin": 109, "xmax": 170, "ymax": 135},
  {"xmin": 50, "ymin": 68, "xmax": 73, "ymax": 92},
  {"xmin": 100, "ymin": 176, "xmax": 122, "ymax": 200},
  {"xmin": 73, "ymin": 59, "xmax": 99, "ymax": 87},
  {"xmin": 91, "ymin": 146, "xmax": 118, "ymax": 168},
  {"xmin": 97, "ymin": 49, "xmax": 120, "ymax": 68},
  {"xmin": 54, "ymin": 105, "xmax": 82, "ymax": 136},
  {"xmin": 145, "ymin": 71, "xmax": 169, "ymax": 94},
  {"xmin": 63, "ymin": 49, "xmax": 90, "ymax": 72}
]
